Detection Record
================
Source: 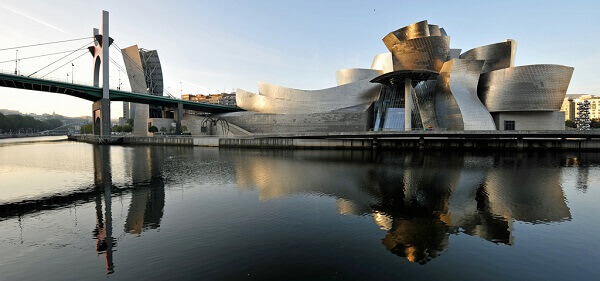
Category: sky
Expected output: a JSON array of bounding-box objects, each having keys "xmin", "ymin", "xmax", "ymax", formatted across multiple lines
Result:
[{"xmin": 0, "ymin": 0, "xmax": 599, "ymax": 118}]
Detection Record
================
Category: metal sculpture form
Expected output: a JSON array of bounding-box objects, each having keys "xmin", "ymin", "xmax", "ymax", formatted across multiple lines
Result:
[
  {"xmin": 576, "ymin": 101, "xmax": 591, "ymax": 131},
  {"xmin": 202, "ymin": 116, "xmax": 230, "ymax": 135},
  {"xmin": 232, "ymin": 19, "xmax": 574, "ymax": 132}
]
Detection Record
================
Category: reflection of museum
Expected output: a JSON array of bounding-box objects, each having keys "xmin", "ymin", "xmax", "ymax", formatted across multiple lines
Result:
[
  {"xmin": 222, "ymin": 20, "xmax": 573, "ymax": 133},
  {"xmin": 233, "ymin": 150, "xmax": 571, "ymax": 264}
]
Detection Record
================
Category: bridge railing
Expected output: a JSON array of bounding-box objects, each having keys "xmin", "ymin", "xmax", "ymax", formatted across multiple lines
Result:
[
  {"xmin": 0, "ymin": 68, "xmax": 94, "ymax": 88},
  {"xmin": 0, "ymin": 68, "xmax": 180, "ymax": 100}
]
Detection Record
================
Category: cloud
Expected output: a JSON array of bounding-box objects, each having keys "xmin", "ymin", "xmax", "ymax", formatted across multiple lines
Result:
[{"xmin": 0, "ymin": 3, "xmax": 70, "ymax": 35}]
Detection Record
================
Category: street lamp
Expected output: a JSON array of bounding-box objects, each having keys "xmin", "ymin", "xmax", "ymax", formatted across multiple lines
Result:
[
  {"xmin": 14, "ymin": 49, "xmax": 18, "ymax": 75},
  {"xmin": 71, "ymin": 63, "xmax": 74, "ymax": 83}
]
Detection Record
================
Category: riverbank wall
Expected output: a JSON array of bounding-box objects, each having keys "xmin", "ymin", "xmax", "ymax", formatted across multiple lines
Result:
[{"xmin": 68, "ymin": 131, "xmax": 600, "ymax": 151}]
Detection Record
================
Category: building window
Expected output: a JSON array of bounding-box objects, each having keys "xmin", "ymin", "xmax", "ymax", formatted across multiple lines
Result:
[{"xmin": 504, "ymin": 120, "xmax": 515, "ymax": 130}]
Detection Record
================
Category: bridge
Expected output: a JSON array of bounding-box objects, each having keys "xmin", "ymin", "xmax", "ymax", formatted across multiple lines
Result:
[
  {"xmin": 0, "ymin": 71, "xmax": 241, "ymax": 113},
  {"xmin": 0, "ymin": 10, "xmax": 242, "ymax": 139}
]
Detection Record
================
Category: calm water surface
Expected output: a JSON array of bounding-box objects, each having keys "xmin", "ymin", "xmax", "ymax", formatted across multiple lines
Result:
[{"xmin": 0, "ymin": 137, "xmax": 599, "ymax": 280}]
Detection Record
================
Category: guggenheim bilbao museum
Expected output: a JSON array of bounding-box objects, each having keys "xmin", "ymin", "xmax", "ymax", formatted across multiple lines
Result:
[{"xmin": 218, "ymin": 20, "xmax": 574, "ymax": 133}]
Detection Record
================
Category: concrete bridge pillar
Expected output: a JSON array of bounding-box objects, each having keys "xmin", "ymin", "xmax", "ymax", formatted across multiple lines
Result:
[
  {"xmin": 92, "ymin": 100, "xmax": 111, "ymax": 137},
  {"xmin": 175, "ymin": 102, "xmax": 183, "ymax": 134},
  {"xmin": 90, "ymin": 11, "xmax": 111, "ymax": 139}
]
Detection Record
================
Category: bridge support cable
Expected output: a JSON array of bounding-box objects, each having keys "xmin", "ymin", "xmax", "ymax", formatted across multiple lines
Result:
[
  {"xmin": 108, "ymin": 57, "xmax": 148, "ymax": 93},
  {"xmin": 28, "ymin": 40, "xmax": 94, "ymax": 78},
  {"xmin": 40, "ymin": 50, "xmax": 89, "ymax": 79},
  {"xmin": 0, "ymin": 37, "xmax": 93, "ymax": 52},
  {"xmin": 0, "ymin": 50, "xmax": 81, "ymax": 64}
]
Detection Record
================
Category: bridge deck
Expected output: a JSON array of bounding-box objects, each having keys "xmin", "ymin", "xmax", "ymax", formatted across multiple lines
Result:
[{"xmin": 0, "ymin": 72, "xmax": 243, "ymax": 113}]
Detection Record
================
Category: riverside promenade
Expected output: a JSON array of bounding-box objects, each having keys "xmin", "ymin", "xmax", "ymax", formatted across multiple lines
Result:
[{"xmin": 69, "ymin": 130, "xmax": 600, "ymax": 151}]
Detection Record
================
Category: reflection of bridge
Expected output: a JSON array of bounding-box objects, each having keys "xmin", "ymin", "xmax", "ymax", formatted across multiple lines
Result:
[
  {"xmin": 0, "ymin": 145, "xmax": 166, "ymax": 275},
  {"xmin": 2, "ymin": 147, "xmax": 590, "ymax": 270}
]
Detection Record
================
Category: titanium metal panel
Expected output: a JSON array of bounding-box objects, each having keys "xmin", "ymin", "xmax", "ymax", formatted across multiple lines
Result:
[
  {"xmin": 235, "ymin": 73, "xmax": 382, "ymax": 114},
  {"xmin": 448, "ymin": 49, "xmax": 462, "ymax": 59},
  {"xmin": 459, "ymin": 40, "xmax": 516, "ymax": 73},
  {"xmin": 121, "ymin": 45, "xmax": 148, "ymax": 93},
  {"xmin": 121, "ymin": 45, "xmax": 150, "ymax": 136},
  {"xmin": 478, "ymin": 64, "xmax": 574, "ymax": 112},
  {"xmin": 436, "ymin": 59, "xmax": 496, "ymax": 130},
  {"xmin": 336, "ymin": 68, "xmax": 384, "ymax": 86},
  {"xmin": 370, "ymin": 52, "xmax": 393, "ymax": 74},
  {"xmin": 428, "ymin": 24, "xmax": 442, "ymax": 36},
  {"xmin": 387, "ymin": 36, "xmax": 450, "ymax": 72},
  {"xmin": 414, "ymin": 80, "xmax": 438, "ymax": 128},
  {"xmin": 382, "ymin": 20, "xmax": 430, "ymax": 50}
]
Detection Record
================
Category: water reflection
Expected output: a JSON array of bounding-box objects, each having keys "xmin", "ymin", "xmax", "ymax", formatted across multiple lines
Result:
[
  {"xmin": 232, "ymin": 150, "xmax": 572, "ymax": 264},
  {"xmin": 90, "ymin": 145, "xmax": 166, "ymax": 274},
  {"xmin": 124, "ymin": 147, "xmax": 165, "ymax": 234}
]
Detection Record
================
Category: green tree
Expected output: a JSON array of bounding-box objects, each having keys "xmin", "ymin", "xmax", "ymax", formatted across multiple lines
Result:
[
  {"xmin": 149, "ymin": 125, "xmax": 159, "ymax": 133},
  {"xmin": 80, "ymin": 123, "xmax": 93, "ymax": 134},
  {"xmin": 123, "ymin": 124, "xmax": 133, "ymax": 133},
  {"xmin": 112, "ymin": 125, "xmax": 123, "ymax": 133},
  {"xmin": 0, "ymin": 113, "xmax": 64, "ymax": 132},
  {"xmin": 45, "ymin": 119, "xmax": 63, "ymax": 129},
  {"xmin": 125, "ymin": 118, "xmax": 134, "ymax": 127},
  {"xmin": 159, "ymin": 127, "xmax": 167, "ymax": 133}
]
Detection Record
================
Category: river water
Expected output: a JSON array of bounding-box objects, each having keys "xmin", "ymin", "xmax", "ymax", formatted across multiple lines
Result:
[{"xmin": 0, "ymin": 137, "xmax": 599, "ymax": 280}]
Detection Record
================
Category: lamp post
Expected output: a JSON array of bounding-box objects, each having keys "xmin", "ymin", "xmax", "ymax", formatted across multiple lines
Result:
[
  {"xmin": 14, "ymin": 50, "xmax": 18, "ymax": 75},
  {"xmin": 71, "ymin": 63, "xmax": 74, "ymax": 83}
]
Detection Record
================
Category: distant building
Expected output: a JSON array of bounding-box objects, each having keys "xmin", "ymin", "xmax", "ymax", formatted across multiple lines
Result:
[
  {"xmin": 182, "ymin": 93, "xmax": 237, "ymax": 106},
  {"xmin": 218, "ymin": 93, "xmax": 237, "ymax": 106},
  {"xmin": 561, "ymin": 95, "xmax": 600, "ymax": 120},
  {"xmin": 123, "ymin": 102, "xmax": 130, "ymax": 120}
]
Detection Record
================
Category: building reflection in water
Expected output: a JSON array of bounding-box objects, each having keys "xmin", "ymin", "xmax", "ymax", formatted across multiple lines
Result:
[
  {"xmin": 564, "ymin": 155, "xmax": 590, "ymax": 192},
  {"xmin": 91, "ymin": 146, "xmax": 166, "ymax": 274},
  {"xmin": 124, "ymin": 147, "xmax": 165, "ymax": 234},
  {"xmin": 232, "ymin": 150, "xmax": 572, "ymax": 264}
]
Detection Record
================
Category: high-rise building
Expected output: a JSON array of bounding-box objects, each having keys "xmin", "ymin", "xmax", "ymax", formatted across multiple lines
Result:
[{"xmin": 122, "ymin": 102, "xmax": 130, "ymax": 119}]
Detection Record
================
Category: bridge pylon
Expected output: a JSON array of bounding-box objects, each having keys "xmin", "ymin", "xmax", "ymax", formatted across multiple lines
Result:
[{"xmin": 90, "ymin": 11, "xmax": 113, "ymax": 139}]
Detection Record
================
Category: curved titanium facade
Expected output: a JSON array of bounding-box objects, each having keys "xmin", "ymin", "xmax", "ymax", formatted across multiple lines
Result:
[
  {"xmin": 370, "ymin": 53, "xmax": 393, "ymax": 74},
  {"xmin": 387, "ymin": 36, "xmax": 450, "ymax": 72},
  {"xmin": 336, "ymin": 69, "xmax": 383, "ymax": 85},
  {"xmin": 428, "ymin": 24, "xmax": 442, "ymax": 36},
  {"xmin": 435, "ymin": 59, "xmax": 496, "ymax": 130},
  {"xmin": 414, "ymin": 80, "xmax": 439, "ymax": 128},
  {"xmin": 121, "ymin": 45, "xmax": 150, "ymax": 136},
  {"xmin": 478, "ymin": 64, "xmax": 574, "ymax": 112},
  {"xmin": 459, "ymin": 40, "xmax": 516, "ymax": 73},
  {"xmin": 236, "ymin": 73, "xmax": 382, "ymax": 114},
  {"xmin": 382, "ymin": 20, "xmax": 430, "ymax": 49}
]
